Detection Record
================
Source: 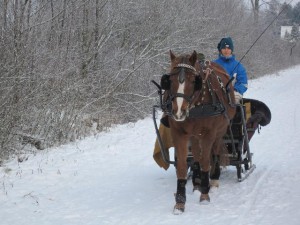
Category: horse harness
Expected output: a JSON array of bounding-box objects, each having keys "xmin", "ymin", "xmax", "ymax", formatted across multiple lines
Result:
[{"xmin": 162, "ymin": 60, "xmax": 232, "ymax": 119}]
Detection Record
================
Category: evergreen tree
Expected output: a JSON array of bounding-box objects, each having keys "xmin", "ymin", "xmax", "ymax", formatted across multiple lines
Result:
[
  {"xmin": 290, "ymin": 23, "xmax": 300, "ymax": 42},
  {"xmin": 278, "ymin": 3, "xmax": 293, "ymax": 26},
  {"xmin": 292, "ymin": 2, "xmax": 300, "ymax": 24}
]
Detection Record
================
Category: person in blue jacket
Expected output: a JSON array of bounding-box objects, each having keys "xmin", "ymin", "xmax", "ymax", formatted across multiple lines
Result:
[{"xmin": 214, "ymin": 37, "xmax": 248, "ymax": 103}]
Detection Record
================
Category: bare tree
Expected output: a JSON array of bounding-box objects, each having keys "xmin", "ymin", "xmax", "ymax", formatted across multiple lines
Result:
[
  {"xmin": 250, "ymin": 0, "xmax": 260, "ymax": 23},
  {"xmin": 0, "ymin": 0, "xmax": 298, "ymax": 160}
]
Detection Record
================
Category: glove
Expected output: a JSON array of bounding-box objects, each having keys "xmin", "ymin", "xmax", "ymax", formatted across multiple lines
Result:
[
  {"xmin": 232, "ymin": 73, "xmax": 237, "ymax": 86},
  {"xmin": 234, "ymin": 91, "xmax": 243, "ymax": 104}
]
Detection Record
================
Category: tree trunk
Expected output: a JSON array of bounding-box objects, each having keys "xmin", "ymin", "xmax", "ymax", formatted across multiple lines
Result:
[{"xmin": 251, "ymin": 0, "xmax": 259, "ymax": 23}]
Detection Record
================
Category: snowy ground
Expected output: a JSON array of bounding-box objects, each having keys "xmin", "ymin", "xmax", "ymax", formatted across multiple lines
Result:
[{"xmin": 1, "ymin": 65, "xmax": 300, "ymax": 225}]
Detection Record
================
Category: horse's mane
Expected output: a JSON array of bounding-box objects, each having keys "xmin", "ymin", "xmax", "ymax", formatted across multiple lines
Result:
[{"xmin": 210, "ymin": 62, "xmax": 230, "ymax": 77}]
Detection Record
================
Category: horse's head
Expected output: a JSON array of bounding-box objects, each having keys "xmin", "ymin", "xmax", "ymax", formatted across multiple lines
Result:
[{"xmin": 162, "ymin": 50, "xmax": 202, "ymax": 121}]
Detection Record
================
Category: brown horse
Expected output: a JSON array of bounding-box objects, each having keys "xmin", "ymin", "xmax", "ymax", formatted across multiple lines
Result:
[{"xmin": 164, "ymin": 50, "xmax": 236, "ymax": 214}]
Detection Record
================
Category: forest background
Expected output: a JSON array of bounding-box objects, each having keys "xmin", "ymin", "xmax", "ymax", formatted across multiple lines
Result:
[{"xmin": 1, "ymin": 0, "xmax": 300, "ymax": 161}]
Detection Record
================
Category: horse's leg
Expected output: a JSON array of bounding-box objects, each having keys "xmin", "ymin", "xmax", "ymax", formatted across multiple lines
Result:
[
  {"xmin": 210, "ymin": 154, "xmax": 220, "ymax": 188},
  {"xmin": 210, "ymin": 138, "xmax": 223, "ymax": 188},
  {"xmin": 192, "ymin": 161, "xmax": 201, "ymax": 191},
  {"xmin": 173, "ymin": 134, "xmax": 189, "ymax": 213},
  {"xmin": 190, "ymin": 137, "xmax": 201, "ymax": 191},
  {"xmin": 199, "ymin": 137, "xmax": 214, "ymax": 203},
  {"xmin": 174, "ymin": 179, "xmax": 187, "ymax": 214}
]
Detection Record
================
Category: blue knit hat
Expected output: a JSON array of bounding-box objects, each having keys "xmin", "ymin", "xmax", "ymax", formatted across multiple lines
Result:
[{"xmin": 217, "ymin": 37, "xmax": 234, "ymax": 52}]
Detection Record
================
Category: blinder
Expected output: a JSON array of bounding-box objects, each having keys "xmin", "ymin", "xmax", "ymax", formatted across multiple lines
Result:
[{"xmin": 161, "ymin": 74, "xmax": 171, "ymax": 90}]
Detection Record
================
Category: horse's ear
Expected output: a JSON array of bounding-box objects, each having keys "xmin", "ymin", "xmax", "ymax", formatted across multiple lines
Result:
[
  {"xmin": 189, "ymin": 50, "xmax": 197, "ymax": 65},
  {"xmin": 170, "ymin": 50, "xmax": 176, "ymax": 61}
]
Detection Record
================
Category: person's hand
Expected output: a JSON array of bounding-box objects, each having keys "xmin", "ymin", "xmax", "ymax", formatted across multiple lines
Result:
[
  {"xmin": 232, "ymin": 73, "xmax": 237, "ymax": 86},
  {"xmin": 234, "ymin": 91, "xmax": 242, "ymax": 104}
]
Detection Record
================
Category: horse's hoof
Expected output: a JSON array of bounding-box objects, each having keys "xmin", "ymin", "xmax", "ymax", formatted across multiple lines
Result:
[
  {"xmin": 200, "ymin": 194, "xmax": 210, "ymax": 204},
  {"xmin": 210, "ymin": 179, "xmax": 219, "ymax": 188},
  {"xmin": 173, "ymin": 203, "xmax": 185, "ymax": 214},
  {"xmin": 193, "ymin": 185, "xmax": 201, "ymax": 192}
]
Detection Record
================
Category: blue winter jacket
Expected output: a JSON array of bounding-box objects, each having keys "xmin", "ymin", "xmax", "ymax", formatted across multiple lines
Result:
[{"xmin": 214, "ymin": 55, "xmax": 248, "ymax": 95}]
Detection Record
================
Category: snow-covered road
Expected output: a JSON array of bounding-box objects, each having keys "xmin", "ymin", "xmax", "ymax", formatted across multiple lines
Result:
[{"xmin": 1, "ymin": 65, "xmax": 300, "ymax": 225}]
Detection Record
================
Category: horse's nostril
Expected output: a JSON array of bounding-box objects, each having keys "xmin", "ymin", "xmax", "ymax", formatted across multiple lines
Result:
[
  {"xmin": 171, "ymin": 109, "xmax": 187, "ymax": 121},
  {"xmin": 180, "ymin": 110, "xmax": 186, "ymax": 118},
  {"xmin": 172, "ymin": 110, "xmax": 177, "ymax": 116}
]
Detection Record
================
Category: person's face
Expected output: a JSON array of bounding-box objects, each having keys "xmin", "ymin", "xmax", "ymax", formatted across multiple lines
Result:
[{"xmin": 221, "ymin": 47, "xmax": 232, "ymax": 57}]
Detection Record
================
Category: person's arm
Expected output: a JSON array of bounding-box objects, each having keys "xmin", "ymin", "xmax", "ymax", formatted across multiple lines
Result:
[{"xmin": 234, "ymin": 63, "xmax": 248, "ymax": 94}]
